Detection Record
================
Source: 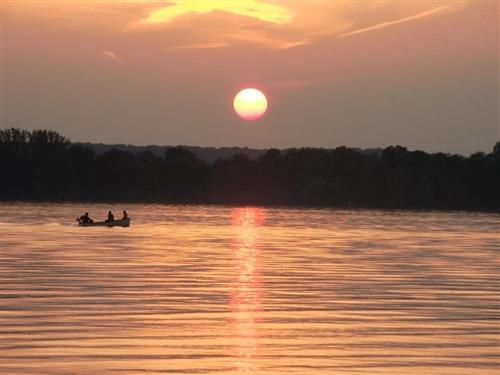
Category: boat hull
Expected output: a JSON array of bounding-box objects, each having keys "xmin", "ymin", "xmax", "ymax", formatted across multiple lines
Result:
[{"xmin": 77, "ymin": 218, "xmax": 130, "ymax": 227}]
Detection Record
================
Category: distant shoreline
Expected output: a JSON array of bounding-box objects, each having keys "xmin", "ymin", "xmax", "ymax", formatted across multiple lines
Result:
[{"xmin": 2, "ymin": 128, "xmax": 499, "ymax": 212}]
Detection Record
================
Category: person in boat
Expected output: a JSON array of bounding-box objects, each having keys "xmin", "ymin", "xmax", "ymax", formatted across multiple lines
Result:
[
  {"xmin": 122, "ymin": 210, "xmax": 128, "ymax": 220},
  {"xmin": 105, "ymin": 211, "xmax": 114, "ymax": 223},
  {"xmin": 79, "ymin": 212, "xmax": 93, "ymax": 224}
]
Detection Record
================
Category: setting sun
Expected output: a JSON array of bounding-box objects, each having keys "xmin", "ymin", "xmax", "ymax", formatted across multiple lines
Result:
[{"xmin": 233, "ymin": 88, "xmax": 268, "ymax": 121}]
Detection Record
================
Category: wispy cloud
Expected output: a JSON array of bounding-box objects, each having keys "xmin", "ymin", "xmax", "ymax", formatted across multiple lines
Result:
[
  {"xmin": 4, "ymin": 1, "xmax": 468, "ymax": 50},
  {"xmin": 137, "ymin": 0, "xmax": 292, "ymax": 26},
  {"xmin": 338, "ymin": 4, "xmax": 464, "ymax": 39},
  {"xmin": 129, "ymin": 1, "xmax": 467, "ymax": 50},
  {"xmin": 103, "ymin": 50, "xmax": 122, "ymax": 62}
]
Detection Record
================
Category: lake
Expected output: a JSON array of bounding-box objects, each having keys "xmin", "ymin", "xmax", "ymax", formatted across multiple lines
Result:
[{"xmin": 1, "ymin": 203, "xmax": 498, "ymax": 374}]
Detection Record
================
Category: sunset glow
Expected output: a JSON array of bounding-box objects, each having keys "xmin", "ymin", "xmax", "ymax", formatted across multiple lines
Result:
[
  {"xmin": 2, "ymin": 1, "xmax": 497, "ymax": 152},
  {"xmin": 233, "ymin": 89, "xmax": 268, "ymax": 121},
  {"xmin": 1, "ymin": 0, "xmax": 499, "ymax": 372}
]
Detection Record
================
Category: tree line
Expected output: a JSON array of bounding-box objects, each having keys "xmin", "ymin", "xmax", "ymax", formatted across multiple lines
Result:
[{"xmin": 1, "ymin": 128, "xmax": 499, "ymax": 211}]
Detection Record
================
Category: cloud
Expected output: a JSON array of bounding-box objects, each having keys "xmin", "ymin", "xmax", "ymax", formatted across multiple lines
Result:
[
  {"xmin": 129, "ymin": 1, "xmax": 467, "ymax": 49},
  {"xmin": 338, "ymin": 3, "xmax": 465, "ymax": 39},
  {"xmin": 137, "ymin": 0, "xmax": 292, "ymax": 26},
  {"xmin": 4, "ymin": 1, "xmax": 468, "ymax": 50},
  {"xmin": 103, "ymin": 50, "xmax": 122, "ymax": 62}
]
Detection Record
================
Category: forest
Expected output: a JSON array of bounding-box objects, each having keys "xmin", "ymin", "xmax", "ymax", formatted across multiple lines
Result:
[{"xmin": 1, "ymin": 128, "xmax": 499, "ymax": 211}]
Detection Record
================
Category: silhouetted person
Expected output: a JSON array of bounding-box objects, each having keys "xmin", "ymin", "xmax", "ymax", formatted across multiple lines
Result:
[
  {"xmin": 105, "ymin": 211, "xmax": 114, "ymax": 223},
  {"xmin": 79, "ymin": 212, "xmax": 93, "ymax": 224},
  {"xmin": 122, "ymin": 210, "xmax": 128, "ymax": 220}
]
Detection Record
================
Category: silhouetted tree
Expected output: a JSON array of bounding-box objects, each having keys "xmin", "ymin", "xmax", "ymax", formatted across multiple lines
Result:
[{"xmin": 0, "ymin": 128, "xmax": 498, "ymax": 211}]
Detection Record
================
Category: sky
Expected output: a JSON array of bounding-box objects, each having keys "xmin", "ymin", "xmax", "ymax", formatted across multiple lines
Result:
[{"xmin": 1, "ymin": 0, "xmax": 498, "ymax": 154}]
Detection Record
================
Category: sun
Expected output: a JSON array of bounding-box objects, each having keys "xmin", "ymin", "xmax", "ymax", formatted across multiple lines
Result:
[{"xmin": 233, "ymin": 88, "xmax": 268, "ymax": 121}]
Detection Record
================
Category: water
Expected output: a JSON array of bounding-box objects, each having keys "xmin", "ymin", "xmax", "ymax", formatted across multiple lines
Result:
[{"xmin": 1, "ymin": 203, "xmax": 498, "ymax": 374}]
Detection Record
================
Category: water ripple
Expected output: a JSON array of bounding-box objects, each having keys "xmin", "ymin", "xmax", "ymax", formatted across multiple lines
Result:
[{"xmin": 1, "ymin": 203, "xmax": 499, "ymax": 374}]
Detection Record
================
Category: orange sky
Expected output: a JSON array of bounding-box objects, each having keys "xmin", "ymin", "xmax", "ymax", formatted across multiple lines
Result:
[{"xmin": 1, "ymin": 1, "xmax": 498, "ymax": 153}]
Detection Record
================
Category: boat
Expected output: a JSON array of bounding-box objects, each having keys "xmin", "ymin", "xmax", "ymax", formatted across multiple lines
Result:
[{"xmin": 76, "ymin": 218, "xmax": 130, "ymax": 227}]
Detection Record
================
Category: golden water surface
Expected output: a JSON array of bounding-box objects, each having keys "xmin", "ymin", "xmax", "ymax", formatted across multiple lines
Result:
[{"xmin": 1, "ymin": 203, "xmax": 499, "ymax": 374}]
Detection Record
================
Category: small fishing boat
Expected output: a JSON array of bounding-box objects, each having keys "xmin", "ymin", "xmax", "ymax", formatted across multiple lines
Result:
[{"xmin": 76, "ymin": 218, "xmax": 130, "ymax": 227}]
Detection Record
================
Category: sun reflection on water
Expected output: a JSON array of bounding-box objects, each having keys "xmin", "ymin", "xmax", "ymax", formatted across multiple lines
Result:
[{"xmin": 230, "ymin": 207, "xmax": 265, "ymax": 374}]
